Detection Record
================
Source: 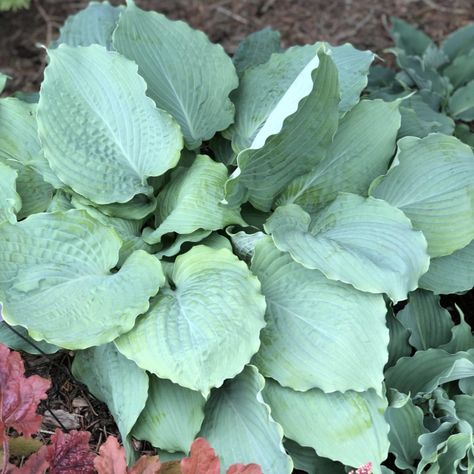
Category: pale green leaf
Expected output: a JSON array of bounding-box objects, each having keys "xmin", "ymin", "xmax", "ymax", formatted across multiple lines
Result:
[
  {"xmin": 115, "ymin": 245, "xmax": 266, "ymax": 396},
  {"xmin": 226, "ymin": 227, "xmax": 265, "ymax": 262},
  {"xmin": 233, "ymin": 28, "xmax": 281, "ymax": 75},
  {"xmin": 251, "ymin": 237, "xmax": 388, "ymax": 393},
  {"xmin": 53, "ymin": 1, "xmax": 123, "ymax": 49},
  {"xmin": 437, "ymin": 433, "xmax": 474, "ymax": 474},
  {"xmin": 225, "ymin": 48, "xmax": 339, "ymax": 211},
  {"xmin": 0, "ymin": 320, "xmax": 58, "ymax": 354},
  {"xmin": 132, "ymin": 375, "xmax": 205, "ymax": 453},
  {"xmin": 370, "ymin": 134, "xmax": 474, "ymax": 258},
  {"xmin": 154, "ymin": 230, "xmax": 212, "ymax": 259},
  {"xmin": 277, "ymin": 99, "xmax": 400, "ymax": 213},
  {"xmin": 386, "ymin": 306, "xmax": 412, "ymax": 368},
  {"xmin": 390, "ymin": 17, "xmax": 433, "ymax": 56},
  {"xmin": 38, "ymin": 44, "xmax": 182, "ymax": 204},
  {"xmin": 265, "ymin": 195, "xmax": 429, "ymax": 302},
  {"xmin": 113, "ymin": 1, "xmax": 237, "ymax": 149},
  {"xmin": 0, "ymin": 162, "xmax": 20, "ymax": 224},
  {"xmin": 441, "ymin": 24, "xmax": 474, "ymax": 60},
  {"xmin": 449, "ymin": 79, "xmax": 474, "ymax": 121},
  {"xmin": 143, "ymin": 155, "xmax": 244, "ymax": 245},
  {"xmin": 397, "ymin": 290, "xmax": 453, "ymax": 350},
  {"xmin": 199, "ymin": 365, "xmax": 293, "ymax": 473},
  {"xmin": 439, "ymin": 310, "xmax": 474, "ymax": 354},
  {"xmin": 263, "ymin": 379, "xmax": 389, "ymax": 473},
  {"xmin": 0, "ymin": 210, "xmax": 165, "ymax": 349},
  {"xmin": 72, "ymin": 343, "xmax": 149, "ymax": 463}
]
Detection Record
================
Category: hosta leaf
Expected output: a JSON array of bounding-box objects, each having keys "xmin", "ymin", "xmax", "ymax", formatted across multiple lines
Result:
[
  {"xmin": 265, "ymin": 195, "xmax": 429, "ymax": 302},
  {"xmin": 397, "ymin": 290, "xmax": 453, "ymax": 350},
  {"xmin": 448, "ymin": 79, "xmax": 474, "ymax": 121},
  {"xmin": 263, "ymin": 379, "xmax": 389, "ymax": 473},
  {"xmin": 113, "ymin": 1, "xmax": 238, "ymax": 149},
  {"xmin": 385, "ymin": 348, "xmax": 474, "ymax": 395},
  {"xmin": 386, "ymin": 307, "xmax": 412, "ymax": 368},
  {"xmin": 0, "ymin": 73, "xmax": 7, "ymax": 93},
  {"xmin": 154, "ymin": 230, "xmax": 212, "ymax": 259},
  {"xmin": 0, "ymin": 320, "xmax": 58, "ymax": 354},
  {"xmin": 233, "ymin": 28, "xmax": 281, "ymax": 75},
  {"xmin": 53, "ymin": 1, "xmax": 123, "ymax": 49},
  {"xmin": 0, "ymin": 210, "xmax": 165, "ymax": 349},
  {"xmin": 143, "ymin": 155, "xmax": 245, "ymax": 245},
  {"xmin": 455, "ymin": 123, "xmax": 474, "ymax": 148},
  {"xmin": 225, "ymin": 48, "xmax": 339, "ymax": 211},
  {"xmin": 132, "ymin": 375, "xmax": 205, "ymax": 453},
  {"xmin": 38, "ymin": 44, "xmax": 182, "ymax": 205},
  {"xmin": 441, "ymin": 24, "xmax": 474, "ymax": 60},
  {"xmin": 455, "ymin": 395, "xmax": 474, "ymax": 428},
  {"xmin": 443, "ymin": 49, "xmax": 474, "ymax": 88},
  {"xmin": 115, "ymin": 246, "xmax": 266, "ymax": 396},
  {"xmin": 370, "ymin": 134, "xmax": 474, "ymax": 257},
  {"xmin": 277, "ymin": 99, "xmax": 400, "ymax": 213},
  {"xmin": 199, "ymin": 365, "xmax": 292, "ymax": 473},
  {"xmin": 437, "ymin": 433, "xmax": 474, "ymax": 474},
  {"xmin": 72, "ymin": 343, "xmax": 149, "ymax": 463},
  {"xmin": 390, "ymin": 17, "xmax": 432, "ymax": 56},
  {"xmin": 208, "ymin": 134, "xmax": 236, "ymax": 167},
  {"xmin": 439, "ymin": 310, "xmax": 474, "ymax": 354},
  {"xmin": 251, "ymin": 237, "xmax": 388, "ymax": 393},
  {"xmin": 226, "ymin": 228, "xmax": 265, "ymax": 262},
  {"xmin": 0, "ymin": 162, "xmax": 20, "ymax": 224}
]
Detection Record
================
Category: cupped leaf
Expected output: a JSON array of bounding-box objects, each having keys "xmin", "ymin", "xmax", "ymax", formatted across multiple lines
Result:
[
  {"xmin": 132, "ymin": 375, "xmax": 206, "ymax": 453},
  {"xmin": 225, "ymin": 48, "xmax": 339, "ymax": 211},
  {"xmin": 251, "ymin": 237, "xmax": 388, "ymax": 393},
  {"xmin": 143, "ymin": 155, "xmax": 245, "ymax": 245},
  {"xmin": 370, "ymin": 134, "xmax": 474, "ymax": 258},
  {"xmin": 38, "ymin": 44, "xmax": 182, "ymax": 205},
  {"xmin": 277, "ymin": 98, "xmax": 401, "ymax": 213},
  {"xmin": 115, "ymin": 245, "xmax": 266, "ymax": 396},
  {"xmin": 0, "ymin": 210, "xmax": 165, "ymax": 349},
  {"xmin": 265, "ymin": 195, "xmax": 429, "ymax": 302},
  {"xmin": 263, "ymin": 379, "xmax": 389, "ymax": 474},
  {"xmin": 199, "ymin": 365, "xmax": 292, "ymax": 474},
  {"xmin": 72, "ymin": 343, "xmax": 149, "ymax": 463},
  {"xmin": 397, "ymin": 290, "xmax": 453, "ymax": 350},
  {"xmin": 0, "ymin": 162, "xmax": 20, "ymax": 224},
  {"xmin": 449, "ymin": 79, "xmax": 474, "ymax": 121},
  {"xmin": 113, "ymin": 1, "xmax": 238, "ymax": 149},
  {"xmin": 53, "ymin": 1, "xmax": 123, "ymax": 49}
]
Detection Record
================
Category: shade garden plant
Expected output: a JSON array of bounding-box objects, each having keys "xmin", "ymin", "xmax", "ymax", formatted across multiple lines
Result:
[{"xmin": 0, "ymin": 1, "xmax": 473, "ymax": 473}]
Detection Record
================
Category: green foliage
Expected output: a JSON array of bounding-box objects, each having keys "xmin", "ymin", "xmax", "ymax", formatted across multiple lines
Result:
[
  {"xmin": 0, "ymin": 3, "xmax": 473, "ymax": 473},
  {"xmin": 0, "ymin": 0, "xmax": 30, "ymax": 12}
]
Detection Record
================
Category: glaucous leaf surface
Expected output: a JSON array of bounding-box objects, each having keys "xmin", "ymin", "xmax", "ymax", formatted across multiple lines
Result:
[
  {"xmin": 251, "ymin": 237, "xmax": 388, "ymax": 393},
  {"xmin": 448, "ymin": 79, "xmax": 474, "ymax": 121},
  {"xmin": 38, "ymin": 44, "xmax": 182, "ymax": 204},
  {"xmin": 225, "ymin": 48, "xmax": 340, "ymax": 211},
  {"xmin": 266, "ymin": 194, "xmax": 429, "ymax": 302},
  {"xmin": 53, "ymin": 1, "xmax": 123, "ymax": 49},
  {"xmin": 370, "ymin": 134, "xmax": 474, "ymax": 258},
  {"xmin": 113, "ymin": 1, "xmax": 238, "ymax": 149},
  {"xmin": 386, "ymin": 307, "xmax": 412, "ymax": 368},
  {"xmin": 263, "ymin": 379, "xmax": 389, "ymax": 473},
  {"xmin": 0, "ymin": 210, "xmax": 165, "ymax": 349},
  {"xmin": 132, "ymin": 375, "xmax": 205, "ymax": 454},
  {"xmin": 199, "ymin": 366, "xmax": 292, "ymax": 474},
  {"xmin": 72, "ymin": 343, "xmax": 149, "ymax": 463},
  {"xmin": 0, "ymin": 162, "xmax": 20, "ymax": 224},
  {"xmin": 143, "ymin": 155, "xmax": 245, "ymax": 245},
  {"xmin": 277, "ymin": 99, "xmax": 401, "ymax": 213},
  {"xmin": 115, "ymin": 246, "xmax": 266, "ymax": 396},
  {"xmin": 154, "ymin": 230, "xmax": 212, "ymax": 259}
]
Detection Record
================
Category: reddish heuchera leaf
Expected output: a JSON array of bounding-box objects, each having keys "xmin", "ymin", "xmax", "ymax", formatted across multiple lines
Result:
[
  {"xmin": 180, "ymin": 438, "xmax": 220, "ymax": 474},
  {"xmin": 128, "ymin": 455, "xmax": 161, "ymax": 474},
  {"xmin": 0, "ymin": 344, "xmax": 50, "ymax": 443},
  {"xmin": 226, "ymin": 463, "xmax": 263, "ymax": 474},
  {"xmin": 46, "ymin": 429, "xmax": 96, "ymax": 474},
  {"xmin": 14, "ymin": 446, "xmax": 49, "ymax": 474},
  {"xmin": 348, "ymin": 462, "xmax": 373, "ymax": 474},
  {"xmin": 94, "ymin": 436, "xmax": 127, "ymax": 474}
]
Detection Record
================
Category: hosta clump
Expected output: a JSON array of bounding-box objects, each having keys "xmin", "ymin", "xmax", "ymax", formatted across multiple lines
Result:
[
  {"xmin": 0, "ymin": 1, "xmax": 473, "ymax": 473},
  {"xmin": 367, "ymin": 17, "xmax": 474, "ymax": 148}
]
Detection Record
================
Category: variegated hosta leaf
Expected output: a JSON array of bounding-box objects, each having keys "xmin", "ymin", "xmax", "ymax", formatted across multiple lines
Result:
[
  {"xmin": 263, "ymin": 379, "xmax": 389, "ymax": 473},
  {"xmin": 385, "ymin": 348, "xmax": 474, "ymax": 396},
  {"xmin": 251, "ymin": 237, "xmax": 388, "ymax": 393},
  {"xmin": 53, "ymin": 1, "xmax": 123, "ymax": 49},
  {"xmin": 419, "ymin": 240, "xmax": 474, "ymax": 294},
  {"xmin": 38, "ymin": 44, "xmax": 183, "ymax": 205},
  {"xmin": 277, "ymin": 99, "xmax": 401, "ymax": 214},
  {"xmin": 143, "ymin": 155, "xmax": 245, "ymax": 245},
  {"xmin": 115, "ymin": 245, "xmax": 266, "ymax": 396},
  {"xmin": 225, "ymin": 48, "xmax": 339, "ymax": 211},
  {"xmin": 0, "ymin": 162, "xmax": 20, "ymax": 224},
  {"xmin": 449, "ymin": 80, "xmax": 474, "ymax": 121},
  {"xmin": 113, "ymin": 1, "xmax": 238, "ymax": 150},
  {"xmin": 265, "ymin": 195, "xmax": 429, "ymax": 302},
  {"xmin": 370, "ymin": 134, "xmax": 474, "ymax": 258},
  {"xmin": 397, "ymin": 290, "xmax": 453, "ymax": 351},
  {"xmin": 132, "ymin": 375, "xmax": 205, "ymax": 453},
  {"xmin": 72, "ymin": 343, "xmax": 149, "ymax": 463},
  {"xmin": 0, "ymin": 210, "xmax": 165, "ymax": 349},
  {"xmin": 199, "ymin": 365, "xmax": 293, "ymax": 473}
]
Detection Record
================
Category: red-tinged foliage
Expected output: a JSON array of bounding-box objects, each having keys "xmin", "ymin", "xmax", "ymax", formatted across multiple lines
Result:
[
  {"xmin": 348, "ymin": 462, "xmax": 373, "ymax": 474},
  {"xmin": 226, "ymin": 464, "xmax": 263, "ymax": 474},
  {"xmin": 128, "ymin": 455, "xmax": 162, "ymax": 474},
  {"xmin": 0, "ymin": 344, "xmax": 50, "ymax": 443},
  {"xmin": 13, "ymin": 446, "xmax": 49, "ymax": 474},
  {"xmin": 180, "ymin": 438, "xmax": 220, "ymax": 474},
  {"xmin": 46, "ymin": 429, "xmax": 96, "ymax": 474}
]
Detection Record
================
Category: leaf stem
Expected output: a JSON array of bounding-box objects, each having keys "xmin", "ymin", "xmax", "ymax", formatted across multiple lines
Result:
[{"xmin": 2, "ymin": 435, "xmax": 9, "ymax": 474}]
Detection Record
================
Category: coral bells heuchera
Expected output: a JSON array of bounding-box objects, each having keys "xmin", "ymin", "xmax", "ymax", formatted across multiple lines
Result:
[{"xmin": 349, "ymin": 462, "xmax": 373, "ymax": 474}]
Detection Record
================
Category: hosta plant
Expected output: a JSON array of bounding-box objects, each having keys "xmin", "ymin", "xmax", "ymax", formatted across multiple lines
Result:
[{"xmin": 0, "ymin": 1, "xmax": 473, "ymax": 473}]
